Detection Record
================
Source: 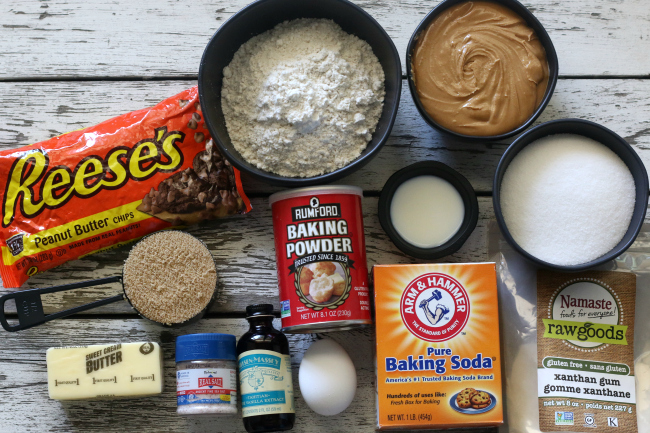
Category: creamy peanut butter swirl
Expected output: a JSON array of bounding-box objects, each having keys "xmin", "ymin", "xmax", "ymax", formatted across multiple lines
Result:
[{"xmin": 412, "ymin": 1, "xmax": 549, "ymax": 136}]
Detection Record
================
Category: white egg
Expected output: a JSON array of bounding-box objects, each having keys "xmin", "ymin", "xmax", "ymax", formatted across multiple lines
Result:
[{"xmin": 299, "ymin": 339, "xmax": 357, "ymax": 416}]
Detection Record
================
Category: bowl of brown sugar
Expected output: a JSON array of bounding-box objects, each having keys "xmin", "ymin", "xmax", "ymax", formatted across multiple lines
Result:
[
  {"xmin": 123, "ymin": 230, "xmax": 218, "ymax": 326},
  {"xmin": 0, "ymin": 230, "xmax": 218, "ymax": 332},
  {"xmin": 407, "ymin": 0, "xmax": 558, "ymax": 140}
]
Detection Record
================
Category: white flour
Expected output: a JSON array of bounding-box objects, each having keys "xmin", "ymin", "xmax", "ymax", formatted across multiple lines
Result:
[{"xmin": 221, "ymin": 19, "xmax": 385, "ymax": 178}]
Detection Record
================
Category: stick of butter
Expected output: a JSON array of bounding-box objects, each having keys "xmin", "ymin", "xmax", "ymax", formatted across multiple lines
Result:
[{"xmin": 47, "ymin": 342, "xmax": 163, "ymax": 400}]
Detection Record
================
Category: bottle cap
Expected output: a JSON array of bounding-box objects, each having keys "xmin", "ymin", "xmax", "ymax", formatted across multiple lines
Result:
[
  {"xmin": 175, "ymin": 333, "xmax": 237, "ymax": 362},
  {"xmin": 245, "ymin": 304, "xmax": 275, "ymax": 318}
]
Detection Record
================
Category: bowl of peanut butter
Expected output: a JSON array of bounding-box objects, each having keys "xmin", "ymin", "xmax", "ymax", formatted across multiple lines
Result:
[{"xmin": 407, "ymin": 0, "xmax": 558, "ymax": 140}]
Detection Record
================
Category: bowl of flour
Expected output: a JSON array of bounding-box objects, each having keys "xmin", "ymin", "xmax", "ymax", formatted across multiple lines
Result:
[
  {"xmin": 198, "ymin": 0, "xmax": 401, "ymax": 186},
  {"xmin": 493, "ymin": 119, "xmax": 649, "ymax": 271}
]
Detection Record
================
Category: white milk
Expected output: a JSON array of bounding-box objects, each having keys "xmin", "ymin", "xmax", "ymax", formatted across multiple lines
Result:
[{"xmin": 389, "ymin": 175, "xmax": 465, "ymax": 248}]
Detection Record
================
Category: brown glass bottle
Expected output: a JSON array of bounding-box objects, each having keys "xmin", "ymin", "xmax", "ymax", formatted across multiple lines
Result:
[{"xmin": 237, "ymin": 304, "xmax": 295, "ymax": 433}]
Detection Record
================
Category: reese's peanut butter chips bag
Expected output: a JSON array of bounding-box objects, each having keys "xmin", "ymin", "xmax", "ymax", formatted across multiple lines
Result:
[{"xmin": 0, "ymin": 87, "xmax": 251, "ymax": 288}]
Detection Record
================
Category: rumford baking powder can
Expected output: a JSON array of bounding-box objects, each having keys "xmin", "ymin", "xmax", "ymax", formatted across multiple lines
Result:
[{"xmin": 269, "ymin": 186, "xmax": 372, "ymax": 333}]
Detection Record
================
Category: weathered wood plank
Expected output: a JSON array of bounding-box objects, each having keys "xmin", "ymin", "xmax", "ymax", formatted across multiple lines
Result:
[
  {"xmin": 0, "ymin": 195, "xmax": 491, "ymax": 315},
  {"xmin": 0, "ymin": 319, "xmax": 500, "ymax": 433},
  {"xmin": 1, "ymin": 79, "xmax": 650, "ymax": 195},
  {"xmin": 0, "ymin": 318, "xmax": 370, "ymax": 432},
  {"xmin": 1, "ymin": 0, "xmax": 649, "ymax": 78}
]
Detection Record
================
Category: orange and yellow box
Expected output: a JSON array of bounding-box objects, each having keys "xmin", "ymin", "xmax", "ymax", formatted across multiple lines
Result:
[{"xmin": 373, "ymin": 263, "xmax": 503, "ymax": 430}]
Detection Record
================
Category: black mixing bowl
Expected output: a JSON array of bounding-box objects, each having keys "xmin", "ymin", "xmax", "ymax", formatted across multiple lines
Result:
[
  {"xmin": 378, "ymin": 161, "xmax": 478, "ymax": 260},
  {"xmin": 406, "ymin": 0, "xmax": 558, "ymax": 141},
  {"xmin": 493, "ymin": 119, "xmax": 649, "ymax": 271},
  {"xmin": 198, "ymin": 0, "xmax": 402, "ymax": 187}
]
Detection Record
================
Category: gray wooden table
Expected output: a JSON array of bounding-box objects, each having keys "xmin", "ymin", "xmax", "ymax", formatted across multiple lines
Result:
[{"xmin": 1, "ymin": 1, "xmax": 649, "ymax": 432}]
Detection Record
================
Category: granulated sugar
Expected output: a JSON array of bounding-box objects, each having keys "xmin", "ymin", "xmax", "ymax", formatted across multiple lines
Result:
[
  {"xmin": 500, "ymin": 134, "xmax": 635, "ymax": 266},
  {"xmin": 123, "ymin": 231, "xmax": 217, "ymax": 325}
]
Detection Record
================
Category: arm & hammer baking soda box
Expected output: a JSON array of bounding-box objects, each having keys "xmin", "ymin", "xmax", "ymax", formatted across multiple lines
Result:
[{"xmin": 373, "ymin": 263, "xmax": 503, "ymax": 429}]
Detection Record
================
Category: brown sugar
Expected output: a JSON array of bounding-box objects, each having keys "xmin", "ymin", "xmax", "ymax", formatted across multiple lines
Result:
[{"xmin": 123, "ymin": 231, "xmax": 217, "ymax": 325}]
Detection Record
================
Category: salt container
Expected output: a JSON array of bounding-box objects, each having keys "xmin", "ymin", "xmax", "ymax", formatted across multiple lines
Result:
[{"xmin": 176, "ymin": 333, "xmax": 238, "ymax": 416}]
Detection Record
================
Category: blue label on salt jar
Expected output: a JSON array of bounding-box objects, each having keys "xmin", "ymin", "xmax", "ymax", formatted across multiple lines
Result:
[{"xmin": 176, "ymin": 368, "xmax": 237, "ymax": 405}]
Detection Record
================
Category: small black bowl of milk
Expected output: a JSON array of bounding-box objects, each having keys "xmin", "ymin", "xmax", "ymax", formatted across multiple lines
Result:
[{"xmin": 378, "ymin": 161, "xmax": 478, "ymax": 259}]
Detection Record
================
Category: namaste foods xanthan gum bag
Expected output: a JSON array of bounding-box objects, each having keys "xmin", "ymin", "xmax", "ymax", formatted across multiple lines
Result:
[{"xmin": 0, "ymin": 87, "xmax": 251, "ymax": 288}]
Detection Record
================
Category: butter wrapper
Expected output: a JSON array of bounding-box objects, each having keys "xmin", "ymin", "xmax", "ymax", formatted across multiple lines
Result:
[{"xmin": 47, "ymin": 342, "xmax": 163, "ymax": 400}]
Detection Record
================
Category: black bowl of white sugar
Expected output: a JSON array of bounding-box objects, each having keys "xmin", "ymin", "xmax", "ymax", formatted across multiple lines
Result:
[
  {"xmin": 198, "ymin": 0, "xmax": 401, "ymax": 186},
  {"xmin": 493, "ymin": 119, "xmax": 649, "ymax": 271}
]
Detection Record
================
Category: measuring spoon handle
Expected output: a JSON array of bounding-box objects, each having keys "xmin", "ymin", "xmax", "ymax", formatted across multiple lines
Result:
[{"xmin": 0, "ymin": 276, "xmax": 124, "ymax": 332}]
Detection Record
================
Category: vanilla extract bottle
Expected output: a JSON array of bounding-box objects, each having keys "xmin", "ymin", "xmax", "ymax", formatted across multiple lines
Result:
[{"xmin": 237, "ymin": 304, "xmax": 295, "ymax": 433}]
